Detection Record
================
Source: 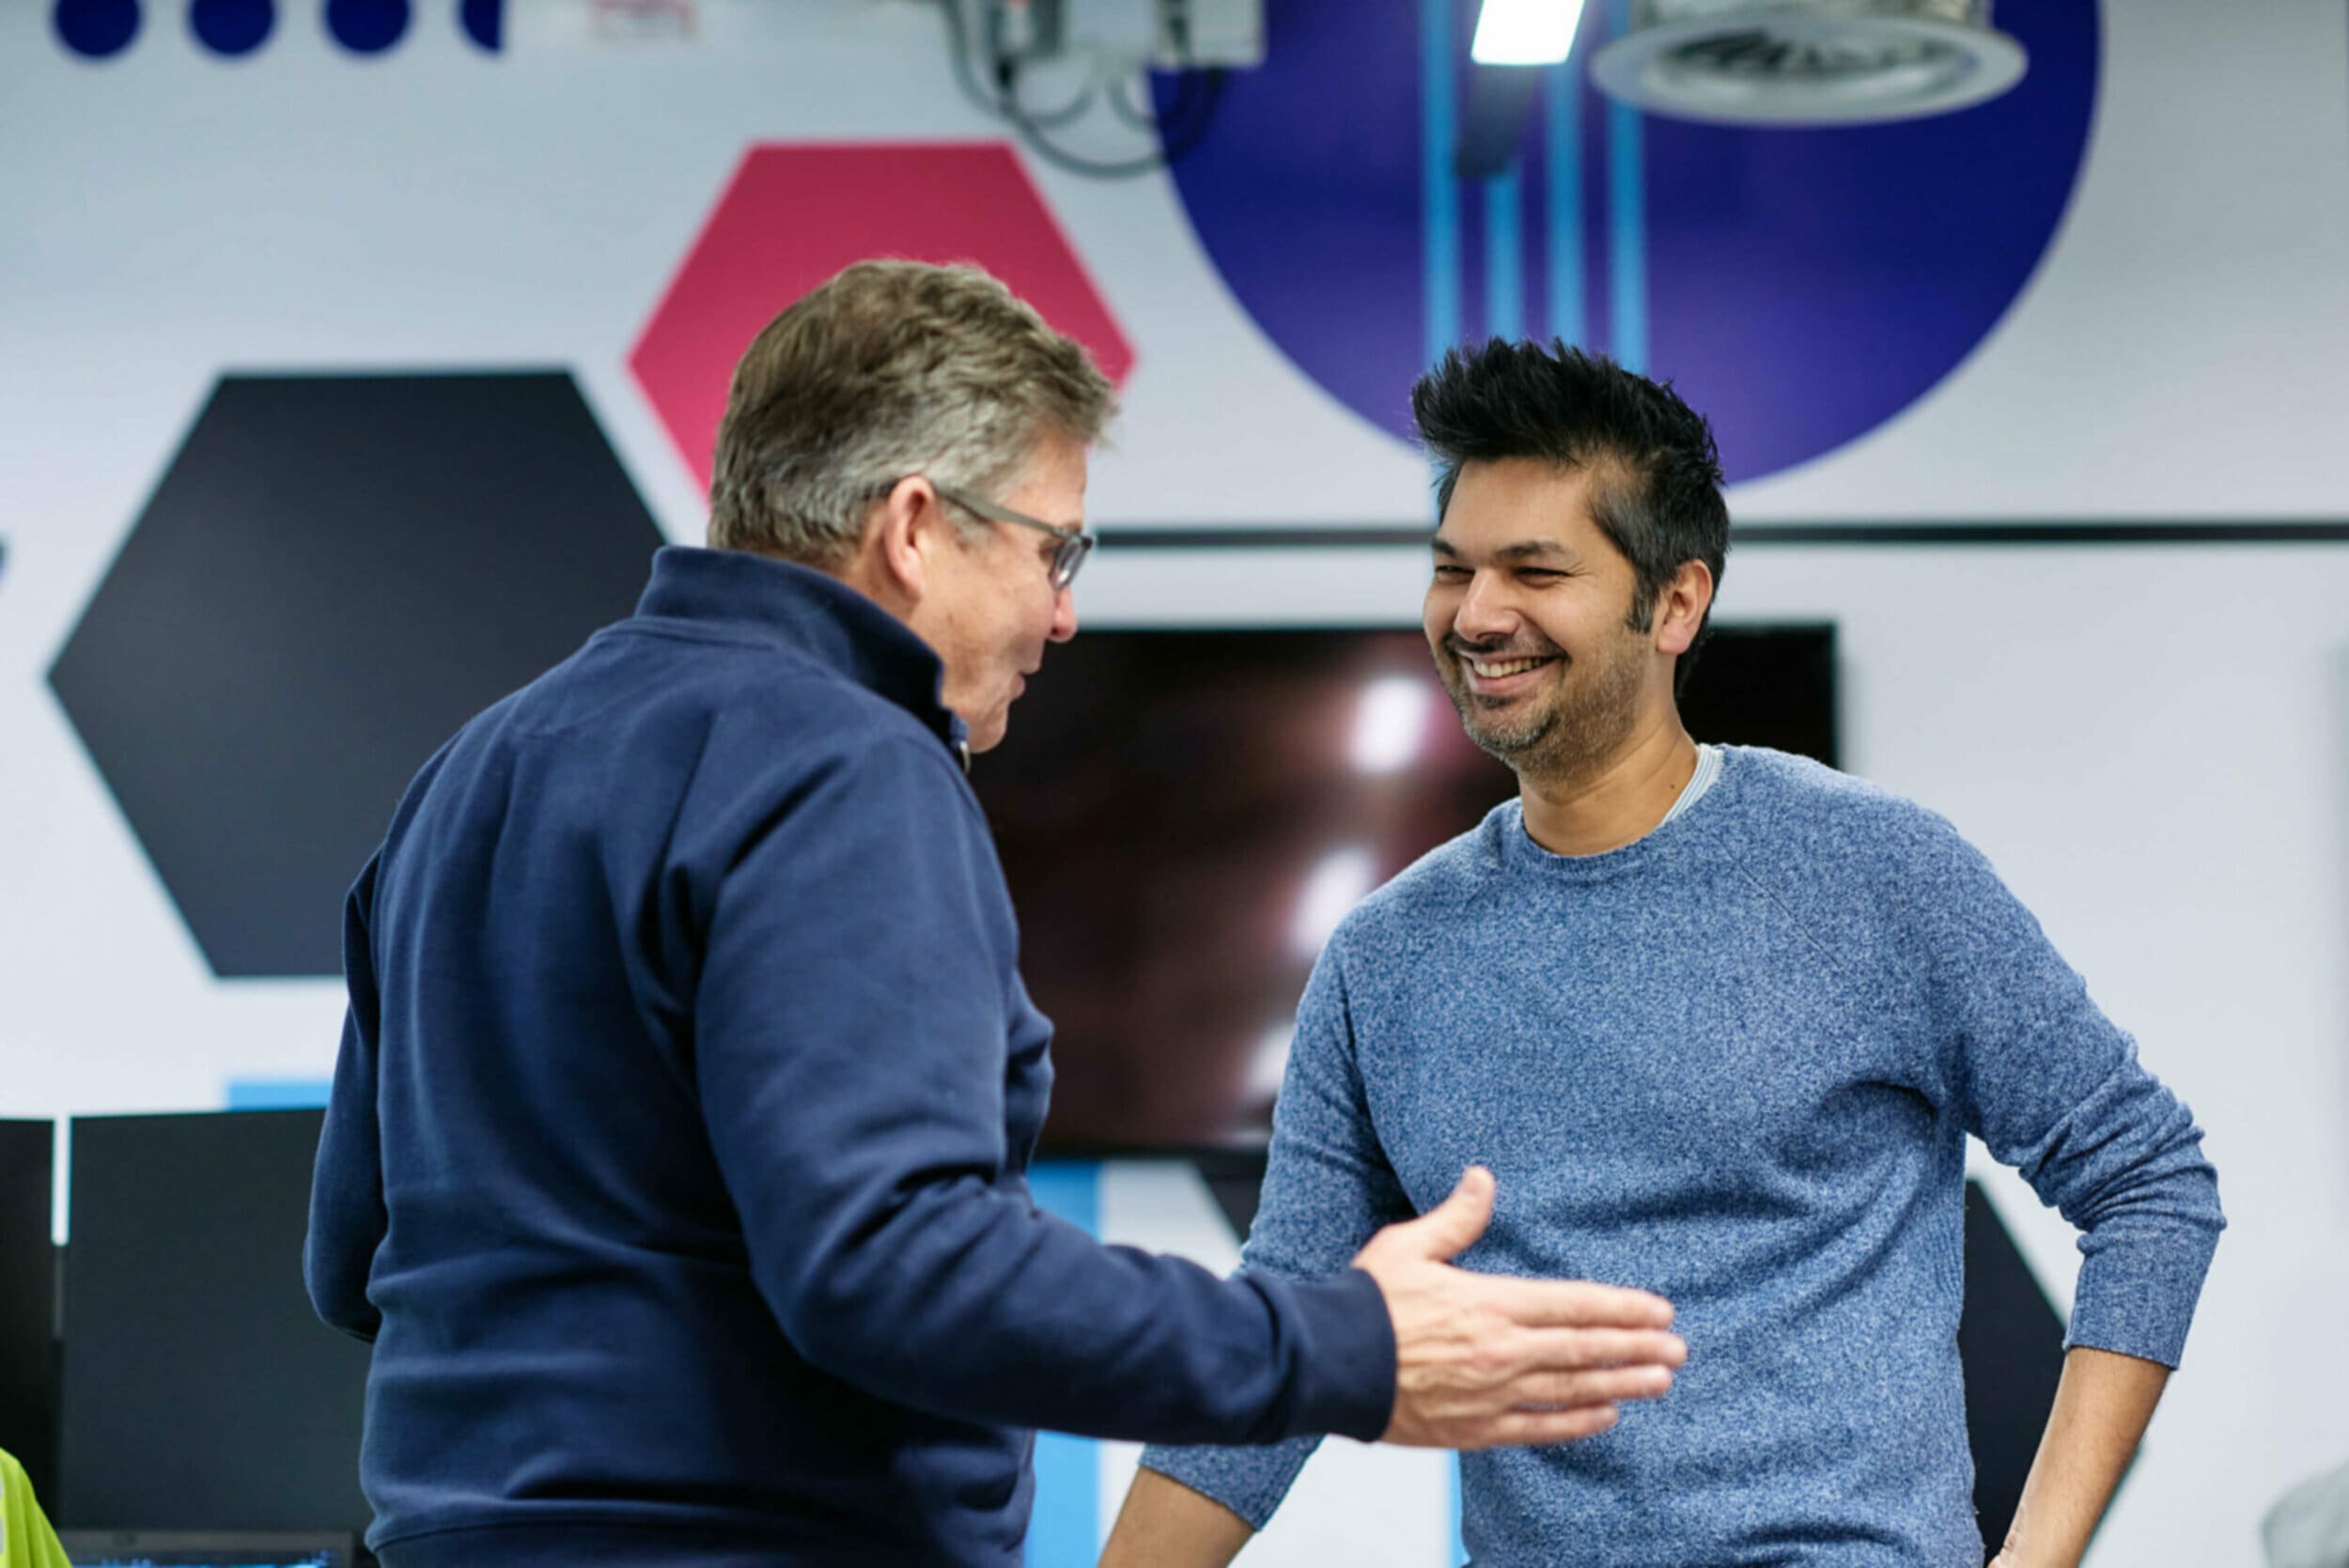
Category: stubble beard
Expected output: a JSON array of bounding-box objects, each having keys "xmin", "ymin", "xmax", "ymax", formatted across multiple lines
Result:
[{"xmin": 1439, "ymin": 631, "xmax": 1648, "ymax": 791}]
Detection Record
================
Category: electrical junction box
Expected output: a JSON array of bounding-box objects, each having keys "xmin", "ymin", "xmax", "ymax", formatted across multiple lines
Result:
[
  {"xmin": 1057, "ymin": 0, "xmax": 1262, "ymax": 67},
  {"xmin": 1155, "ymin": 0, "xmax": 1262, "ymax": 67}
]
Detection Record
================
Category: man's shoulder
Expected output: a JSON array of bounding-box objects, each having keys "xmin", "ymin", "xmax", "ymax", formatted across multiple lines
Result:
[
  {"xmin": 1707, "ymin": 752, "xmax": 2011, "ymax": 963},
  {"xmin": 1718, "ymin": 746, "xmax": 1967, "ymax": 871},
  {"xmin": 552, "ymin": 624, "xmax": 947, "ymax": 767},
  {"xmin": 420, "ymin": 629, "xmax": 962, "ymax": 844}
]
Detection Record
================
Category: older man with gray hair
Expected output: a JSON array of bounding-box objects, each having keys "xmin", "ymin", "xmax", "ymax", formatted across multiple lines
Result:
[{"xmin": 305, "ymin": 260, "xmax": 1687, "ymax": 1568}]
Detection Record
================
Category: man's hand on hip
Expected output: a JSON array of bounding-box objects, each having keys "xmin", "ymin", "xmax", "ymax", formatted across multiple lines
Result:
[{"xmin": 1352, "ymin": 1166, "xmax": 1685, "ymax": 1450}]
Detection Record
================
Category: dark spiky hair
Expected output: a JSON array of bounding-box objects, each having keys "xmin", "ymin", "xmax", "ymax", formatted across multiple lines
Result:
[{"xmin": 1411, "ymin": 339, "xmax": 1730, "ymax": 683}]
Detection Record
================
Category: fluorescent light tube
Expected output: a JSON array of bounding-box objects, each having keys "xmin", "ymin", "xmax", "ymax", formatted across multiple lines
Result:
[{"xmin": 1470, "ymin": 0, "xmax": 1587, "ymax": 65}]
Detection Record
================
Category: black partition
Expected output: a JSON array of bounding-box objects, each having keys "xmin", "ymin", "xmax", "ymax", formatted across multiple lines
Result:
[
  {"xmin": 59, "ymin": 1110, "xmax": 369, "ymax": 1533},
  {"xmin": 0, "ymin": 1118, "xmax": 58, "ymax": 1500}
]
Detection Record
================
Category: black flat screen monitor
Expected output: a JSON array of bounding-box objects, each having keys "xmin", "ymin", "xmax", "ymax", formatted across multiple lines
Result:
[
  {"xmin": 59, "ymin": 1530, "xmax": 350, "ymax": 1568},
  {"xmin": 57, "ymin": 1530, "xmax": 353, "ymax": 1567},
  {"xmin": 58, "ymin": 1110, "xmax": 370, "ymax": 1534},
  {"xmin": 0, "ymin": 1118, "xmax": 56, "ymax": 1498},
  {"xmin": 971, "ymin": 623, "xmax": 1837, "ymax": 1152}
]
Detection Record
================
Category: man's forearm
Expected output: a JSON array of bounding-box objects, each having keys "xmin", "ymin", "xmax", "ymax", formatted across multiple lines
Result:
[
  {"xmin": 1098, "ymin": 1467, "xmax": 1255, "ymax": 1568},
  {"xmin": 1994, "ymin": 1345, "xmax": 2170, "ymax": 1568}
]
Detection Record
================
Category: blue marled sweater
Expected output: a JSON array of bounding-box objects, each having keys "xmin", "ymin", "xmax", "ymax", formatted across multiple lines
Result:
[{"xmin": 1144, "ymin": 747, "xmax": 2222, "ymax": 1566}]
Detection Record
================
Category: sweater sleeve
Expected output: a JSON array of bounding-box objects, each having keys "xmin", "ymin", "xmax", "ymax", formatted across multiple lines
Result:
[
  {"xmin": 688, "ymin": 729, "xmax": 1395, "ymax": 1446},
  {"xmin": 1142, "ymin": 942, "xmax": 1417, "ymax": 1528},
  {"xmin": 1905, "ymin": 816, "xmax": 2223, "ymax": 1367},
  {"xmin": 305, "ymin": 851, "xmax": 388, "ymax": 1343}
]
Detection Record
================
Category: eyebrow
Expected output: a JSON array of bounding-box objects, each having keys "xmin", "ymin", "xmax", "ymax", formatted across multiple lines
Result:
[{"xmin": 1430, "ymin": 536, "xmax": 1578, "ymax": 564}]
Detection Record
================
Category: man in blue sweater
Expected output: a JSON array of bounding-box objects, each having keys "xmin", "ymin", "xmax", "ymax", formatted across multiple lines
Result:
[
  {"xmin": 1107, "ymin": 342, "xmax": 2225, "ymax": 1566},
  {"xmin": 304, "ymin": 266, "xmax": 1690, "ymax": 1567}
]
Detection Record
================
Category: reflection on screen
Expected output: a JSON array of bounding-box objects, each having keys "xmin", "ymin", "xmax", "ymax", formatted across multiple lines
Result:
[{"xmin": 972, "ymin": 625, "xmax": 1836, "ymax": 1152}]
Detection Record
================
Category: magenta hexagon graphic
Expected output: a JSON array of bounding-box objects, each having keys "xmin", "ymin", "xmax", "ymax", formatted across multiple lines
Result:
[{"xmin": 630, "ymin": 142, "xmax": 1135, "ymax": 490}]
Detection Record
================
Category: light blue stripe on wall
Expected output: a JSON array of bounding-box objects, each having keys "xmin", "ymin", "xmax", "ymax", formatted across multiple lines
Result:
[
  {"xmin": 1450, "ymin": 1454, "xmax": 1468, "ymax": 1564},
  {"xmin": 1423, "ymin": 0, "xmax": 1462, "ymax": 363},
  {"xmin": 1544, "ymin": 61, "xmax": 1584, "ymax": 348},
  {"xmin": 1024, "ymin": 1160, "xmax": 1104, "ymax": 1568},
  {"xmin": 1605, "ymin": 0, "xmax": 1648, "ymax": 372},
  {"xmin": 1485, "ymin": 167, "xmax": 1524, "ymax": 341},
  {"xmin": 226, "ymin": 1077, "xmax": 333, "ymax": 1110}
]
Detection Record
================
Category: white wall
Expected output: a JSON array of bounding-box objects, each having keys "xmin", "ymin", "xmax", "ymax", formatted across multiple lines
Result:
[{"xmin": 4, "ymin": 1, "xmax": 2345, "ymax": 1560}]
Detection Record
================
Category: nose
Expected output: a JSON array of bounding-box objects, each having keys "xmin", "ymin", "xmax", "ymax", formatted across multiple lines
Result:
[
  {"xmin": 1049, "ymin": 582, "xmax": 1079, "ymax": 643},
  {"xmin": 1451, "ymin": 569, "xmax": 1517, "ymax": 644}
]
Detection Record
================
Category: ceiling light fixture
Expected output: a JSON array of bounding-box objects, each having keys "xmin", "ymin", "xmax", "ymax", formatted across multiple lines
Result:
[
  {"xmin": 1589, "ymin": 0, "xmax": 2028, "ymax": 125},
  {"xmin": 1470, "ymin": 0, "xmax": 1590, "ymax": 66}
]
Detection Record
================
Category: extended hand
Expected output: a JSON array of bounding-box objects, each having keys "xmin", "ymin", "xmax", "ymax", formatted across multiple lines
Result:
[{"xmin": 1350, "ymin": 1166, "xmax": 1686, "ymax": 1450}]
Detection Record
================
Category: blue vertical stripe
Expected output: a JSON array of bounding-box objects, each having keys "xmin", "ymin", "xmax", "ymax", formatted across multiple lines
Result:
[
  {"xmin": 1483, "ymin": 167, "xmax": 1524, "ymax": 340},
  {"xmin": 1449, "ymin": 1453, "xmax": 1467, "ymax": 1564},
  {"xmin": 1544, "ymin": 62, "xmax": 1584, "ymax": 348},
  {"xmin": 1422, "ymin": 0, "xmax": 1462, "ymax": 364},
  {"xmin": 1024, "ymin": 1161, "xmax": 1104, "ymax": 1568},
  {"xmin": 1605, "ymin": 0, "xmax": 1648, "ymax": 372}
]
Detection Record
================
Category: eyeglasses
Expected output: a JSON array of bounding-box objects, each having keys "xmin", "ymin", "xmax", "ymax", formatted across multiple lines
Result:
[{"xmin": 929, "ymin": 483, "xmax": 1094, "ymax": 592}]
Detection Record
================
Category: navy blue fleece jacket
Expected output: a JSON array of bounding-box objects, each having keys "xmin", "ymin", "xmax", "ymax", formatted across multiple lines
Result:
[{"xmin": 305, "ymin": 546, "xmax": 1394, "ymax": 1567}]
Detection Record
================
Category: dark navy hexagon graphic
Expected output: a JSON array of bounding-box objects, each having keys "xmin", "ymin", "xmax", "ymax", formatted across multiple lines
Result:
[
  {"xmin": 1153, "ymin": 0, "xmax": 2096, "ymax": 484},
  {"xmin": 50, "ymin": 372, "xmax": 664, "ymax": 978}
]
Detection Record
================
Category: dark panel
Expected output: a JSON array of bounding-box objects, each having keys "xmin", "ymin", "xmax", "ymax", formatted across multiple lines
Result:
[
  {"xmin": 1189, "ymin": 1149, "xmax": 1269, "ymax": 1242},
  {"xmin": 1679, "ymin": 623, "xmax": 1838, "ymax": 770},
  {"xmin": 0, "ymin": 1120, "xmax": 57, "ymax": 1501},
  {"xmin": 1959, "ymin": 1177, "xmax": 2070, "ymax": 1558},
  {"xmin": 50, "ymin": 372, "xmax": 665, "ymax": 977},
  {"xmin": 59, "ymin": 1110, "xmax": 370, "ymax": 1532}
]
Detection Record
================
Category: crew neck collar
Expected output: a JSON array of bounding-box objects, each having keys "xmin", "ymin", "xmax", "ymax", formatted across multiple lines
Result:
[{"xmin": 1498, "ymin": 744, "xmax": 1741, "ymax": 881}]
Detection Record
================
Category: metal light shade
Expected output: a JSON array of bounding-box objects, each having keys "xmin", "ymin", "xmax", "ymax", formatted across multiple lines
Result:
[{"xmin": 1589, "ymin": 0, "xmax": 2029, "ymax": 126}]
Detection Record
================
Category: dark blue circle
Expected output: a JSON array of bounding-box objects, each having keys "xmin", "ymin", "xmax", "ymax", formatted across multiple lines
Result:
[
  {"xmin": 325, "ymin": 0, "xmax": 408, "ymax": 54},
  {"xmin": 189, "ymin": 0, "xmax": 273, "ymax": 55},
  {"xmin": 1156, "ymin": 0, "xmax": 2098, "ymax": 486},
  {"xmin": 53, "ymin": 0, "xmax": 141, "ymax": 58},
  {"xmin": 459, "ymin": 0, "xmax": 501, "ymax": 52}
]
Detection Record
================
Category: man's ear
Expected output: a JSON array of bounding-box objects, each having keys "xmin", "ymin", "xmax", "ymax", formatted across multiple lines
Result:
[
  {"xmin": 1653, "ymin": 559, "xmax": 1716, "ymax": 657},
  {"xmin": 851, "ymin": 476, "xmax": 938, "ymax": 613}
]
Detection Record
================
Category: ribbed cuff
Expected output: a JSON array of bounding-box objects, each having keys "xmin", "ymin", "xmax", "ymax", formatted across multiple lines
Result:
[
  {"xmin": 1139, "ymin": 1436, "xmax": 1322, "ymax": 1533},
  {"xmin": 2064, "ymin": 1232, "xmax": 2221, "ymax": 1368}
]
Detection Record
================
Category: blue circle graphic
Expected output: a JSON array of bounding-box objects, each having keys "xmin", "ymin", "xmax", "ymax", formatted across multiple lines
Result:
[
  {"xmin": 326, "ymin": 0, "xmax": 409, "ymax": 53},
  {"xmin": 54, "ymin": 0, "xmax": 141, "ymax": 58},
  {"xmin": 189, "ymin": 0, "xmax": 274, "ymax": 55},
  {"xmin": 1155, "ymin": 0, "xmax": 2098, "ymax": 485},
  {"xmin": 459, "ymin": 0, "xmax": 502, "ymax": 51}
]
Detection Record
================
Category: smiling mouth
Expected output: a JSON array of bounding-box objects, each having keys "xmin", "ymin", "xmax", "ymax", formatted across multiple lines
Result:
[{"xmin": 1462, "ymin": 654, "xmax": 1558, "ymax": 679}]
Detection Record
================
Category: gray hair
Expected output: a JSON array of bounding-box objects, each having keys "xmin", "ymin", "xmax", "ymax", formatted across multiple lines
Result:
[{"xmin": 707, "ymin": 259, "xmax": 1117, "ymax": 567}]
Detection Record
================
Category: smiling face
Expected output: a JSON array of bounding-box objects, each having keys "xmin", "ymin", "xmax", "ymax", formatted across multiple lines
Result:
[
  {"xmin": 1422, "ymin": 458, "xmax": 1673, "ymax": 784},
  {"xmin": 919, "ymin": 435, "xmax": 1086, "ymax": 753}
]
